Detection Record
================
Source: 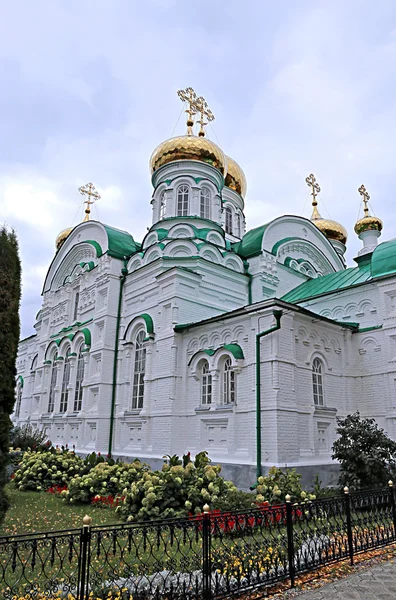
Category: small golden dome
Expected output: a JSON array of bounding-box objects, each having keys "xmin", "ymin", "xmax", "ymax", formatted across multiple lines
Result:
[
  {"xmin": 55, "ymin": 226, "xmax": 73, "ymax": 250},
  {"xmin": 224, "ymin": 155, "xmax": 247, "ymax": 198},
  {"xmin": 354, "ymin": 215, "xmax": 383, "ymax": 236},
  {"xmin": 312, "ymin": 217, "xmax": 348, "ymax": 245},
  {"xmin": 150, "ymin": 135, "xmax": 226, "ymax": 175}
]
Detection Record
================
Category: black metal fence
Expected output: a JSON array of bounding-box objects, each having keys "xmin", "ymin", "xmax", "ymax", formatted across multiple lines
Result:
[{"xmin": 1, "ymin": 484, "xmax": 396, "ymax": 599}]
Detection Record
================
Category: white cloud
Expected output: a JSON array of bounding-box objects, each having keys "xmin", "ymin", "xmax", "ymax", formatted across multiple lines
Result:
[{"xmin": 2, "ymin": 0, "xmax": 396, "ymax": 335}]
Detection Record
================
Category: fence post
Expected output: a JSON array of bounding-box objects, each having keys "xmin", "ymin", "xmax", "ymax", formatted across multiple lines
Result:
[
  {"xmin": 77, "ymin": 514, "xmax": 92, "ymax": 600},
  {"xmin": 344, "ymin": 487, "xmax": 354, "ymax": 565},
  {"xmin": 202, "ymin": 503, "xmax": 212, "ymax": 600},
  {"xmin": 389, "ymin": 480, "xmax": 396, "ymax": 539},
  {"xmin": 285, "ymin": 494, "xmax": 295, "ymax": 588}
]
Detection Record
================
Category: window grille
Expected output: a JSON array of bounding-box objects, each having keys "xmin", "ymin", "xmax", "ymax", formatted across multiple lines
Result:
[
  {"xmin": 201, "ymin": 361, "xmax": 212, "ymax": 405},
  {"xmin": 223, "ymin": 357, "xmax": 235, "ymax": 404},
  {"xmin": 177, "ymin": 185, "xmax": 189, "ymax": 216},
  {"xmin": 74, "ymin": 345, "xmax": 85, "ymax": 412},
  {"xmin": 132, "ymin": 330, "xmax": 146, "ymax": 409},
  {"xmin": 312, "ymin": 358, "xmax": 324, "ymax": 406}
]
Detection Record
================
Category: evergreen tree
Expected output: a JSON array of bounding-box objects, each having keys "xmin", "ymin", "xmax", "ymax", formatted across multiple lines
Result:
[{"xmin": 0, "ymin": 226, "xmax": 21, "ymax": 525}]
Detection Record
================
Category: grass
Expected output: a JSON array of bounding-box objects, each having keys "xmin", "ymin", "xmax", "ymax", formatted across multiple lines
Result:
[{"xmin": 0, "ymin": 484, "xmax": 120, "ymax": 536}]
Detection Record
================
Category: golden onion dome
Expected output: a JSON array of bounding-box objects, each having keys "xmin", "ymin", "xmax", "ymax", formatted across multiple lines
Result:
[
  {"xmin": 55, "ymin": 226, "xmax": 73, "ymax": 250},
  {"xmin": 312, "ymin": 217, "xmax": 348, "ymax": 245},
  {"xmin": 224, "ymin": 155, "xmax": 247, "ymax": 198},
  {"xmin": 149, "ymin": 135, "xmax": 226, "ymax": 175},
  {"xmin": 354, "ymin": 215, "xmax": 383, "ymax": 236}
]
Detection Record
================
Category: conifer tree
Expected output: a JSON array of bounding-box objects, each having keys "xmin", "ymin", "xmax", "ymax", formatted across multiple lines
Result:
[{"xmin": 0, "ymin": 226, "xmax": 21, "ymax": 525}]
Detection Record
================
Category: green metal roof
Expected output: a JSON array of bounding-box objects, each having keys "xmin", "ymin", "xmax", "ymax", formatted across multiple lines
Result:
[
  {"xmin": 282, "ymin": 237, "xmax": 396, "ymax": 304},
  {"xmin": 282, "ymin": 262, "xmax": 372, "ymax": 303},
  {"xmin": 371, "ymin": 238, "xmax": 396, "ymax": 278},
  {"xmin": 232, "ymin": 224, "xmax": 269, "ymax": 258},
  {"xmin": 103, "ymin": 225, "xmax": 140, "ymax": 259}
]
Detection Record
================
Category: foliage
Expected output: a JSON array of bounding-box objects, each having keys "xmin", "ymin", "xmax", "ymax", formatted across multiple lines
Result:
[
  {"xmin": 13, "ymin": 448, "xmax": 85, "ymax": 491},
  {"xmin": 0, "ymin": 226, "xmax": 21, "ymax": 526},
  {"xmin": 332, "ymin": 411, "xmax": 396, "ymax": 490},
  {"xmin": 64, "ymin": 460, "xmax": 149, "ymax": 504},
  {"xmin": 118, "ymin": 451, "xmax": 240, "ymax": 521},
  {"xmin": 311, "ymin": 474, "xmax": 338, "ymax": 498},
  {"xmin": 9, "ymin": 424, "xmax": 50, "ymax": 452},
  {"xmin": 255, "ymin": 466, "xmax": 316, "ymax": 503}
]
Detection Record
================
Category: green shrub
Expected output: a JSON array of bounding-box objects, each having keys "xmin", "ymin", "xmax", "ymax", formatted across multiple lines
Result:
[
  {"xmin": 13, "ymin": 448, "xmax": 85, "ymax": 491},
  {"xmin": 10, "ymin": 424, "xmax": 50, "ymax": 452},
  {"xmin": 64, "ymin": 460, "xmax": 149, "ymax": 503},
  {"xmin": 255, "ymin": 466, "xmax": 316, "ymax": 504},
  {"xmin": 332, "ymin": 411, "xmax": 396, "ymax": 490},
  {"xmin": 118, "ymin": 451, "xmax": 240, "ymax": 521}
]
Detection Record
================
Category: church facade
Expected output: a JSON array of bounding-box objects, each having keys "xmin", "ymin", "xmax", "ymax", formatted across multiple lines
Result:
[{"xmin": 14, "ymin": 90, "xmax": 396, "ymax": 488}]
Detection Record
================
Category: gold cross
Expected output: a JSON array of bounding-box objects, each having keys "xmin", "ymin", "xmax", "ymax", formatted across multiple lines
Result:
[
  {"xmin": 358, "ymin": 184, "xmax": 370, "ymax": 217},
  {"xmin": 194, "ymin": 96, "xmax": 215, "ymax": 137},
  {"xmin": 177, "ymin": 87, "xmax": 198, "ymax": 135},
  {"xmin": 78, "ymin": 182, "xmax": 101, "ymax": 222},
  {"xmin": 305, "ymin": 173, "xmax": 321, "ymax": 205}
]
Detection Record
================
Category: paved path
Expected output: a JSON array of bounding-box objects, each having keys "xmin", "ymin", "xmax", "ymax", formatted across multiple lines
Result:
[{"xmin": 292, "ymin": 559, "xmax": 396, "ymax": 599}]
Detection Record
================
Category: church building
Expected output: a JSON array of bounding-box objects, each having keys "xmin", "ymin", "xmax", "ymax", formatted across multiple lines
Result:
[{"xmin": 14, "ymin": 89, "xmax": 395, "ymax": 487}]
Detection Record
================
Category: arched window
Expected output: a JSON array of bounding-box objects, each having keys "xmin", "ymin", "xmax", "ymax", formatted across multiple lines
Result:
[
  {"xmin": 60, "ymin": 352, "xmax": 71, "ymax": 413},
  {"xmin": 312, "ymin": 358, "xmax": 324, "ymax": 406},
  {"xmin": 225, "ymin": 206, "xmax": 233, "ymax": 234},
  {"xmin": 132, "ymin": 330, "xmax": 146, "ymax": 409},
  {"xmin": 73, "ymin": 345, "xmax": 85, "ymax": 412},
  {"xmin": 73, "ymin": 292, "xmax": 79, "ymax": 322},
  {"xmin": 200, "ymin": 188, "xmax": 210, "ymax": 219},
  {"xmin": 236, "ymin": 212, "xmax": 241, "ymax": 238},
  {"xmin": 15, "ymin": 384, "xmax": 22, "ymax": 418},
  {"xmin": 201, "ymin": 361, "xmax": 212, "ymax": 405},
  {"xmin": 48, "ymin": 356, "xmax": 57, "ymax": 413},
  {"xmin": 223, "ymin": 357, "xmax": 235, "ymax": 405},
  {"xmin": 159, "ymin": 191, "xmax": 166, "ymax": 220},
  {"xmin": 177, "ymin": 185, "xmax": 189, "ymax": 217},
  {"xmin": 30, "ymin": 355, "xmax": 38, "ymax": 394}
]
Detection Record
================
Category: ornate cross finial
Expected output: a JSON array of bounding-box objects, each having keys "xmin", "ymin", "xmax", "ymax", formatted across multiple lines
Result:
[
  {"xmin": 358, "ymin": 184, "xmax": 370, "ymax": 217},
  {"xmin": 177, "ymin": 87, "xmax": 198, "ymax": 135},
  {"xmin": 78, "ymin": 182, "xmax": 101, "ymax": 222},
  {"xmin": 194, "ymin": 96, "xmax": 215, "ymax": 137},
  {"xmin": 305, "ymin": 173, "xmax": 321, "ymax": 219}
]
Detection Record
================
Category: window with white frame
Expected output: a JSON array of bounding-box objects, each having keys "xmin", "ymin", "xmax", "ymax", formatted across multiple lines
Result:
[
  {"xmin": 200, "ymin": 188, "xmax": 210, "ymax": 219},
  {"xmin": 222, "ymin": 357, "xmax": 235, "ymax": 404},
  {"xmin": 201, "ymin": 360, "xmax": 212, "ymax": 405},
  {"xmin": 30, "ymin": 355, "xmax": 38, "ymax": 394},
  {"xmin": 225, "ymin": 206, "xmax": 233, "ymax": 234},
  {"xmin": 59, "ymin": 352, "xmax": 71, "ymax": 413},
  {"xmin": 177, "ymin": 185, "xmax": 189, "ymax": 217},
  {"xmin": 73, "ymin": 345, "xmax": 85, "ymax": 412},
  {"xmin": 312, "ymin": 357, "xmax": 324, "ymax": 406},
  {"xmin": 236, "ymin": 212, "xmax": 241, "ymax": 237},
  {"xmin": 73, "ymin": 292, "xmax": 79, "ymax": 322},
  {"xmin": 15, "ymin": 383, "xmax": 22, "ymax": 418},
  {"xmin": 48, "ymin": 357, "xmax": 57, "ymax": 413},
  {"xmin": 132, "ymin": 330, "xmax": 146, "ymax": 409},
  {"xmin": 159, "ymin": 191, "xmax": 166, "ymax": 220}
]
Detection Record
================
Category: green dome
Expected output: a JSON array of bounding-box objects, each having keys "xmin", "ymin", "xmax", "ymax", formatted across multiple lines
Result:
[{"xmin": 371, "ymin": 238, "xmax": 396, "ymax": 278}]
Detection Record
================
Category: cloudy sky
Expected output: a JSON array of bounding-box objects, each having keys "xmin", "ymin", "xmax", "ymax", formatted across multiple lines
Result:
[{"xmin": 1, "ymin": 0, "xmax": 396, "ymax": 337}]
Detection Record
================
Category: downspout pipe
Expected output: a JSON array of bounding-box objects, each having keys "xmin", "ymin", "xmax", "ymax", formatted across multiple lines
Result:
[
  {"xmin": 255, "ymin": 309, "xmax": 283, "ymax": 482},
  {"xmin": 108, "ymin": 259, "xmax": 128, "ymax": 457}
]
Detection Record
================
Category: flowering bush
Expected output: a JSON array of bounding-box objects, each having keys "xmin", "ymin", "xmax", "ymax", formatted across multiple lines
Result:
[
  {"xmin": 13, "ymin": 448, "xmax": 85, "ymax": 491},
  {"xmin": 254, "ymin": 466, "xmax": 316, "ymax": 504},
  {"xmin": 64, "ymin": 460, "xmax": 149, "ymax": 504},
  {"xmin": 91, "ymin": 494, "xmax": 125, "ymax": 507},
  {"xmin": 118, "ymin": 451, "xmax": 240, "ymax": 521}
]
